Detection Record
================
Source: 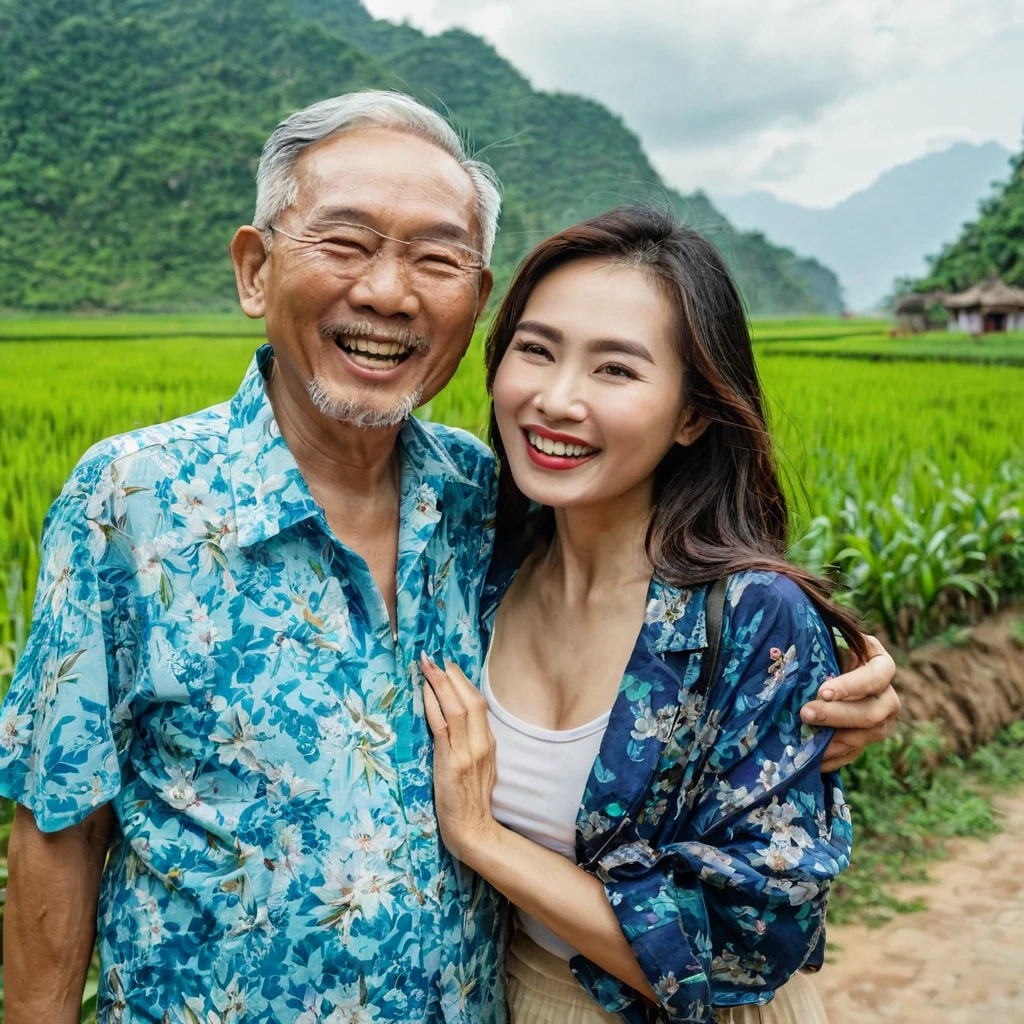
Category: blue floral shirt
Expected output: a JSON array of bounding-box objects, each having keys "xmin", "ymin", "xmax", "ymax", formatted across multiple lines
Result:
[
  {"xmin": 0, "ymin": 346, "xmax": 508, "ymax": 1024},
  {"xmin": 482, "ymin": 562, "xmax": 852, "ymax": 1023}
]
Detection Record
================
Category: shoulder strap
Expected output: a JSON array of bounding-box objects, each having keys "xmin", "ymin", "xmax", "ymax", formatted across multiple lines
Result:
[{"xmin": 693, "ymin": 577, "xmax": 729, "ymax": 699}]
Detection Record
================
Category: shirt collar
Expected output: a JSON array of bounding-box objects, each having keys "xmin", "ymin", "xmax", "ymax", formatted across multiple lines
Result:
[
  {"xmin": 397, "ymin": 413, "xmax": 480, "ymax": 496},
  {"xmin": 228, "ymin": 346, "xmax": 322, "ymax": 549},
  {"xmin": 227, "ymin": 345, "xmax": 480, "ymax": 550}
]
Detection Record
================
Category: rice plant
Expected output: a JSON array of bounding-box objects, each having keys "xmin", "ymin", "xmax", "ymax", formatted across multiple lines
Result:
[{"xmin": 1, "ymin": 319, "xmax": 1022, "ymax": 658}]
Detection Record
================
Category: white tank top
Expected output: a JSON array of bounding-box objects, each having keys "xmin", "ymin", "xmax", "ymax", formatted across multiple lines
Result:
[{"xmin": 482, "ymin": 641, "xmax": 611, "ymax": 960}]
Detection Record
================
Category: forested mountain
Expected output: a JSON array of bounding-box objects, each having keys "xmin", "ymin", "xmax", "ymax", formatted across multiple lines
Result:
[
  {"xmin": 0, "ymin": 0, "xmax": 842, "ymax": 313},
  {"xmin": 915, "ymin": 137, "xmax": 1024, "ymax": 294}
]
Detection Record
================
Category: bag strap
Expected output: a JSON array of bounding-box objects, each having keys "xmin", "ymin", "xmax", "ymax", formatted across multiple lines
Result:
[{"xmin": 693, "ymin": 577, "xmax": 729, "ymax": 699}]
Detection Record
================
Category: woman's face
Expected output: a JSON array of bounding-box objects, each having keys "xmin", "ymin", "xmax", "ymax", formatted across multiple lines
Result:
[{"xmin": 492, "ymin": 258, "xmax": 695, "ymax": 512}]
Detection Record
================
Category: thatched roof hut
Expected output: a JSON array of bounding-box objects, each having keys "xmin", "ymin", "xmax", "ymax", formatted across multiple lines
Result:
[
  {"xmin": 941, "ymin": 277, "xmax": 1024, "ymax": 333},
  {"xmin": 894, "ymin": 291, "xmax": 946, "ymax": 333}
]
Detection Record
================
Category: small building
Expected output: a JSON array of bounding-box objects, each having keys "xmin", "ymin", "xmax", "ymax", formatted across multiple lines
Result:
[
  {"xmin": 942, "ymin": 277, "xmax": 1024, "ymax": 334},
  {"xmin": 894, "ymin": 291, "xmax": 946, "ymax": 333}
]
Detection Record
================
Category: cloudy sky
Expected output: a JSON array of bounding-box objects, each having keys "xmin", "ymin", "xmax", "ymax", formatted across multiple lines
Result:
[{"xmin": 364, "ymin": 0, "xmax": 1024, "ymax": 208}]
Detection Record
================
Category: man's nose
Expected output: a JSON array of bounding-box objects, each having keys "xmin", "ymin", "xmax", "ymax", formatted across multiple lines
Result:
[{"xmin": 345, "ymin": 250, "xmax": 421, "ymax": 320}]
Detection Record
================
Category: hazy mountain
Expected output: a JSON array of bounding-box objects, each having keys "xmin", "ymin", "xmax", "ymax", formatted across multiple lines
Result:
[{"xmin": 712, "ymin": 141, "xmax": 1013, "ymax": 310}]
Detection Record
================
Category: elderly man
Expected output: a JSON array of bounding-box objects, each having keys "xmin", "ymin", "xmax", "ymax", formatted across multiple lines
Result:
[{"xmin": 0, "ymin": 91, "xmax": 898, "ymax": 1023}]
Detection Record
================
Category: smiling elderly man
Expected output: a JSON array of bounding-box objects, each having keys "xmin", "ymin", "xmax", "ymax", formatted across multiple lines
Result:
[{"xmin": 0, "ymin": 91, "xmax": 898, "ymax": 1024}]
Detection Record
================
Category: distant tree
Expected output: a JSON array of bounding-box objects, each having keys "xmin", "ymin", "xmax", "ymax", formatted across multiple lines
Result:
[{"xmin": 914, "ymin": 130, "xmax": 1024, "ymax": 294}]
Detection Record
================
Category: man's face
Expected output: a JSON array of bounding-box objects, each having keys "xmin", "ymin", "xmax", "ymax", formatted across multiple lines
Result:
[{"xmin": 258, "ymin": 128, "xmax": 492, "ymax": 428}]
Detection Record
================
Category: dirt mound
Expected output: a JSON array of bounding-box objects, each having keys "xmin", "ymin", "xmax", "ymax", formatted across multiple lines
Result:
[{"xmin": 891, "ymin": 607, "xmax": 1024, "ymax": 755}]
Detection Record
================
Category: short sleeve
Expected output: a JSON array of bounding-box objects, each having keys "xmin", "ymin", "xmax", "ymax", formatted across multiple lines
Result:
[
  {"xmin": 0, "ymin": 482, "xmax": 122, "ymax": 832},
  {"xmin": 571, "ymin": 573, "xmax": 851, "ymax": 1022}
]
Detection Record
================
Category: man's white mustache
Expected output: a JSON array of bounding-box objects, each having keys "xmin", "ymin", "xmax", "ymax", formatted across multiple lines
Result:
[{"xmin": 320, "ymin": 319, "xmax": 431, "ymax": 353}]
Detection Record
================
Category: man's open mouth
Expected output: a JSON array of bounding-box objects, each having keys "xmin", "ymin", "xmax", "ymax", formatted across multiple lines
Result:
[{"xmin": 333, "ymin": 334, "xmax": 415, "ymax": 370}]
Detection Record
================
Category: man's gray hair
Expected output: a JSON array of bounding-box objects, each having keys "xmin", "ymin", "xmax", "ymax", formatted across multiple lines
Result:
[{"xmin": 254, "ymin": 90, "xmax": 502, "ymax": 264}]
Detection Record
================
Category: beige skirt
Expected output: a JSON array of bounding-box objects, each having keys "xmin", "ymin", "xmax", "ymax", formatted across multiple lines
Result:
[{"xmin": 505, "ymin": 928, "xmax": 828, "ymax": 1024}]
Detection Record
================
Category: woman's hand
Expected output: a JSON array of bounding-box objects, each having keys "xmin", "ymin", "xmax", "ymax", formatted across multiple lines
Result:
[{"xmin": 420, "ymin": 653, "xmax": 501, "ymax": 864}]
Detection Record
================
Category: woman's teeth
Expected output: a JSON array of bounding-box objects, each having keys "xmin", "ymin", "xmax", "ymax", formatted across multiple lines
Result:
[
  {"xmin": 526, "ymin": 430, "xmax": 598, "ymax": 458},
  {"xmin": 335, "ymin": 335, "xmax": 412, "ymax": 369}
]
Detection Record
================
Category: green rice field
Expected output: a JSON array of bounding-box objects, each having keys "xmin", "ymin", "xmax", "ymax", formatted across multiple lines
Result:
[{"xmin": 1, "ymin": 315, "xmax": 1022, "ymax": 672}]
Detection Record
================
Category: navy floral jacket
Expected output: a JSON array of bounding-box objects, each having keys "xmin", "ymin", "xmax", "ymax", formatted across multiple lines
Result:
[{"xmin": 481, "ymin": 561, "xmax": 852, "ymax": 1023}]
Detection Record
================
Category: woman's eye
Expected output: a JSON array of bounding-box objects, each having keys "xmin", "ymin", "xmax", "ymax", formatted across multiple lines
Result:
[
  {"xmin": 600, "ymin": 363, "xmax": 638, "ymax": 379},
  {"xmin": 514, "ymin": 341, "xmax": 552, "ymax": 359}
]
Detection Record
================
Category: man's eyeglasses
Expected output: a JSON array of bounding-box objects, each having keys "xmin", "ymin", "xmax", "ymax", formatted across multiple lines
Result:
[{"xmin": 269, "ymin": 221, "xmax": 485, "ymax": 285}]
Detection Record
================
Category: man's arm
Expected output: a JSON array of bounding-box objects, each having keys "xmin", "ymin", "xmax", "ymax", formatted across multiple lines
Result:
[
  {"xmin": 801, "ymin": 634, "xmax": 901, "ymax": 771},
  {"xmin": 4, "ymin": 802, "xmax": 116, "ymax": 1024}
]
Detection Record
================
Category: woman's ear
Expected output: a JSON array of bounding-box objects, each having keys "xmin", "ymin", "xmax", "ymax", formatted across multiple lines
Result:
[
  {"xmin": 675, "ymin": 406, "xmax": 710, "ymax": 448},
  {"xmin": 231, "ymin": 226, "xmax": 270, "ymax": 319}
]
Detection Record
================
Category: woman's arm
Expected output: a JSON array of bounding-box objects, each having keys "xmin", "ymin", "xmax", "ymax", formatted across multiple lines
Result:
[{"xmin": 419, "ymin": 653, "xmax": 657, "ymax": 1001}]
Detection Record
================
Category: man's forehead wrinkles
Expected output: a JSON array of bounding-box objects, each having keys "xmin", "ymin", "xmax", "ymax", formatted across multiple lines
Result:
[{"xmin": 306, "ymin": 153, "xmax": 471, "ymax": 201}]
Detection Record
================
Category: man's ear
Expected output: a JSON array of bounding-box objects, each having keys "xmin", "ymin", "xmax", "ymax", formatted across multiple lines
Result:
[
  {"xmin": 231, "ymin": 226, "xmax": 270, "ymax": 319},
  {"xmin": 474, "ymin": 268, "xmax": 494, "ymax": 320},
  {"xmin": 675, "ymin": 406, "xmax": 710, "ymax": 448}
]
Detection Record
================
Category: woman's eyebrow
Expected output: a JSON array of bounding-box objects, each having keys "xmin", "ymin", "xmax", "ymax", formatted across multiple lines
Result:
[
  {"xmin": 515, "ymin": 320, "xmax": 563, "ymax": 342},
  {"xmin": 515, "ymin": 322, "xmax": 655, "ymax": 363},
  {"xmin": 588, "ymin": 338, "xmax": 654, "ymax": 363}
]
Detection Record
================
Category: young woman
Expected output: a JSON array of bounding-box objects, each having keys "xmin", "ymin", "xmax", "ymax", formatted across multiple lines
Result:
[{"xmin": 420, "ymin": 208, "xmax": 862, "ymax": 1024}]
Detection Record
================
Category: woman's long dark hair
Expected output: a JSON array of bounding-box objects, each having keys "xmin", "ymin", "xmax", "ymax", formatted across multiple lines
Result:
[{"xmin": 485, "ymin": 205, "xmax": 867, "ymax": 658}]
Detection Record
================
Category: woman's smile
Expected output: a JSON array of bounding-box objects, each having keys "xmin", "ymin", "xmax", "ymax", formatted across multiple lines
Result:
[{"xmin": 521, "ymin": 426, "xmax": 601, "ymax": 471}]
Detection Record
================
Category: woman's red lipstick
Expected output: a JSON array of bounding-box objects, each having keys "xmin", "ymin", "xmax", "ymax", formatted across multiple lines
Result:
[{"xmin": 521, "ymin": 427, "xmax": 600, "ymax": 471}]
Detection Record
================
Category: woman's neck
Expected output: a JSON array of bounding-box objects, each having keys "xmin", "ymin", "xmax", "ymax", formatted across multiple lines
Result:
[{"xmin": 538, "ymin": 480, "xmax": 655, "ymax": 603}]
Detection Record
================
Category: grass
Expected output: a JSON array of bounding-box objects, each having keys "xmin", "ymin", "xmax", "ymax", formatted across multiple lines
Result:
[
  {"xmin": 0, "ymin": 312, "xmax": 263, "ymax": 339},
  {"xmin": 2, "ymin": 321, "xmax": 1023, "ymax": 655},
  {"xmin": 759, "ymin": 329, "xmax": 1024, "ymax": 366},
  {"xmin": 1010, "ymin": 617, "xmax": 1024, "ymax": 648}
]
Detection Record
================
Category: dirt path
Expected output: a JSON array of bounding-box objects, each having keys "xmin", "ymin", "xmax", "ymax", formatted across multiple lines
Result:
[{"xmin": 811, "ymin": 789, "xmax": 1024, "ymax": 1022}]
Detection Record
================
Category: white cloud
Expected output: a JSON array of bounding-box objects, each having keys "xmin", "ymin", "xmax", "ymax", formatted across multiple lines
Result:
[{"xmin": 363, "ymin": 0, "xmax": 1024, "ymax": 207}]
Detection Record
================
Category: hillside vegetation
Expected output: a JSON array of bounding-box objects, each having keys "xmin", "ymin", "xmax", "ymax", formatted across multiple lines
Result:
[
  {"xmin": 918, "ymin": 136, "xmax": 1024, "ymax": 292},
  {"xmin": 0, "ymin": 0, "xmax": 842, "ymax": 314}
]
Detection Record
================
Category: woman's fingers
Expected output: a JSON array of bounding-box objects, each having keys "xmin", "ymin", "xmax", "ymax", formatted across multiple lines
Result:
[
  {"xmin": 420, "ymin": 652, "xmax": 469, "ymax": 746},
  {"xmin": 422, "ymin": 674, "xmax": 448, "ymax": 742},
  {"xmin": 443, "ymin": 658, "xmax": 494, "ymax": 753}
]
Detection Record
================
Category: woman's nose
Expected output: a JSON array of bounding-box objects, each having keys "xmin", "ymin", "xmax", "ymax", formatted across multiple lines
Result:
[{"xmin": 533, "ymin": 373, "xmax": 586, "ymax": 421}]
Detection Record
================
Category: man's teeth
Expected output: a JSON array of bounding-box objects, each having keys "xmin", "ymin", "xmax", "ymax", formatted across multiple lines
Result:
[
  {"xmin": 348, "ymin": 338, "xmax": 410, "ymax": 356},
  {"xmin": 526, "ymin": 431, "xmax": 597, "ymax": 458},
  {"xmin": 335, "ymin": 335, "xmax": 413, "ymax": 368}
]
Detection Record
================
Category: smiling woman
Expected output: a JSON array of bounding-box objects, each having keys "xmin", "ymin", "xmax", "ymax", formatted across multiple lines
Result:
[{"xmin": 415, "ymin": 205, "xmax": 876, "ymax": 1024}]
